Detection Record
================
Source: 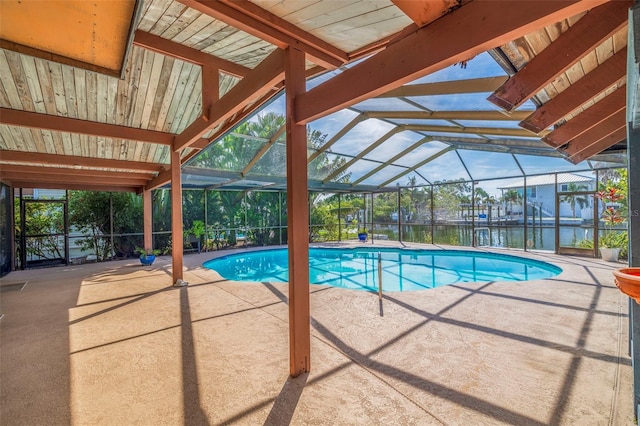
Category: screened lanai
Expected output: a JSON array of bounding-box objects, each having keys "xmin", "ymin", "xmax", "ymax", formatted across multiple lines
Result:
[
  {"xmin": 180, "ymin": 50, "xmax": 625, "ymax": 193},
  {"xmin": 1, "ymin": 1, "xmax": 640, "ymax": 422}
]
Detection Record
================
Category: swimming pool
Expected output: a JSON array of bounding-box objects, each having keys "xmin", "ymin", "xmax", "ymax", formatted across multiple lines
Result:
[{"xmin": 203, "ymin": 247, "xmax": 562, "ymax": 292}]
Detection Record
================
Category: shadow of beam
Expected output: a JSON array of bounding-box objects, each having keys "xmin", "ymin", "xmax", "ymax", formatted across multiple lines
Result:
[
  {"xmin": 265, "ymin": 281, "xmax": 546, "ymax": 424},
  {"xmin": 309, "ymin": 319, "xmax": 546, "ymax": 425},
  {"xmin": 449, "ymin": 284, "xmax": 624, "ymax": 317},
  {"xmin": 547, "ymin": 268, "xmax": 602, "ymax": 424},
  {"xmin": 384, "ymin": 293, "xmax": 628, "ymax": 366},
  {"xmin": 180, "ymin": 286, "xmax": 210, "ymax": 425},
  {"xmin": 69, "ymin": 286, "xmax": 174, "ymax": 325},
  {"xmin": 264, "ymin": 373, "xmax": 308, "ymax": 426}
]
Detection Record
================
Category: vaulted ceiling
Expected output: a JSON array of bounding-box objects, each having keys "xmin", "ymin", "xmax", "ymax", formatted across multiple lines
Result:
[{"xmin": 0, "ymin": 0, "xmax": 631, "ymax": 193}]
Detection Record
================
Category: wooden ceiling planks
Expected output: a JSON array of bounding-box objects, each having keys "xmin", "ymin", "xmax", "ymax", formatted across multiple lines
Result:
[
  {"xmin": 297, "ymin": 0, "xmax": 610, "ymax": 124},
  {"xmin": 0, "ymin": 0, "xmax": 632, "ymax": 193},
  {"xmin": 488, "ymin": 1, "xmax": 630, "ymax": 112},
  {"xmin": 520, "ymin": 47, "xmax": 627, "ymax": 133},
  {"xmin": 542, "ymin": 86, "xmax": 626, "ymax": 147},
  {"xmin": 255, "ymin": 0, "xmax": 412, "ymax": 54}
]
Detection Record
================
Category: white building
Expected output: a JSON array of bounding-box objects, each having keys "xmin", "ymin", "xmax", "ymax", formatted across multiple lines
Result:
[{"xmin": 498, "ymin": 173, "xmax": 596, "ymax": 220}]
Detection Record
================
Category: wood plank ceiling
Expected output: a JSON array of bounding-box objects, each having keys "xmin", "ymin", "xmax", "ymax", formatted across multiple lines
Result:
[{"xmin": 0, "ymin": 0, "xmax": 629, "ymax": 193}]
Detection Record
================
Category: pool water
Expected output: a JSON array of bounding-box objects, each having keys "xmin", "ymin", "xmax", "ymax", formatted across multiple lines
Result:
[{"xmin": 203, "ymin": 247, "xmax": 562, "ymax": 292}]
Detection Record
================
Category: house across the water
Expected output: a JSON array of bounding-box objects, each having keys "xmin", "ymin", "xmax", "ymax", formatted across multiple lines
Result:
[{"xmin": 498, "ymin": 173, "xmax": 596, "ymax": 222}]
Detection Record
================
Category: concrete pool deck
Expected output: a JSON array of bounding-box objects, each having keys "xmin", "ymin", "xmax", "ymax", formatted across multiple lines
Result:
[{"xmin": 0, "ymin": 242, "xmax": 634, "ymax": 425}]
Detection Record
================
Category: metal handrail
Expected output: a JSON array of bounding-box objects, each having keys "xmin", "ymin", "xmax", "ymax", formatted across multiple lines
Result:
[{"xmin": 377, "ymin": 251, "xmax": 383, "ymax": 300}]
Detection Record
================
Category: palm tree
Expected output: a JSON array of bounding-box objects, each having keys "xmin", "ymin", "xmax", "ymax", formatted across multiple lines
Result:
[
  {"xmin": 502, "ymin": 189, "xmax": 522, "ymax": 215},
  {"xmin": 502, "ymin": 190, "xmax": 522, "ymax": 218},
  {"xmin": 559, "ymin": 182, "xmax": 588, "ymax": 218},
  {"xmin": 474, "ymin": 187, "xmax": 490, "ymax": 215}
]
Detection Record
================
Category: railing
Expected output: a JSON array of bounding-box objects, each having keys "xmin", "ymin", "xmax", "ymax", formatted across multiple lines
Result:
[{"xmin": 377, "ymin": 251, "xmax": 383, "ymax": 316}]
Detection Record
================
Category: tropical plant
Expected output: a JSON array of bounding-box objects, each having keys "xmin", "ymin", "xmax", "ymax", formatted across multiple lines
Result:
[
  {"xmin": 559, "ymin": 182, "xmax": 589, "ymax": 218},
  {"xmin": 69, "ymin": 191, "xmax": 144, "ymax": 260},
  {"xmin": 433, "ymin": 179, "xmax": 471, "ymax": 221},
  {"xmin": 191, "ymin": 112, "xmax": 347, "ymax": 183},
  {"xmin": 596, "ymin": 187, "xmax": 625, "ymax": 249},
  {"xmin": 474, "ymin": 187, "xmax": 490, "ymax": 215},
  {"xmin": 501, "ymin": 190, "xmax": 522, "ymax": 218},
  {"xmin": 188, "ymin": 220, "xmax": 206, "ymax": 239},
  {"xmin": 135, "ymin": 247, "xmax": 162, "ymax": 258},
  {"xmin": 17, "ymin": 201, "xmax": 65, "ymax": 261}
]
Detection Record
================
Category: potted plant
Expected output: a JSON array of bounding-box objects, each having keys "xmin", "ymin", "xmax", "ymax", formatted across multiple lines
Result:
[
  {"xmin": 135, "ymin": 247, "xmax": 162, "ymax": 265},
  {"xmin": 596, "ymin": 187, "xmax": 625, "ymax": 262},
  {"xmin": 184, "ymin": 220, "xmax": 205, "ymax": 253},
  {"xmin": 358, "ymin": 228, "xmax": 368, "ymax": 242}
]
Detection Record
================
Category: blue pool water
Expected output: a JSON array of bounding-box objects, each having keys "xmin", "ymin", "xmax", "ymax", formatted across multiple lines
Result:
[{"xmin": 203, "ymin": 248, "xmax": 562, "ymax": 292}]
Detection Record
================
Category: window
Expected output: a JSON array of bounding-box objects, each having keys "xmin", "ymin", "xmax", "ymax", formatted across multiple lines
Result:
[{"xmin": 526, "ymin": 186, "xmax": 537, "ymax": 199}]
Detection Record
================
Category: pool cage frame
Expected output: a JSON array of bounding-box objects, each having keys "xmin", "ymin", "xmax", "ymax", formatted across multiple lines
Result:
[{"xmin": 9, "ymin": 166, "xmax": 626, "ymax": 270}]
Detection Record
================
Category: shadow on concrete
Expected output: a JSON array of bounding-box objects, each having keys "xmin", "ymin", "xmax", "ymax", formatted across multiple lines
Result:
[
  {"xmin": 179, "ymin": 286, "xmax": 210, "ymax": 425},
  {"xmin": 264, "ymin": 373, "xmax": 308, "ymax": 426}
]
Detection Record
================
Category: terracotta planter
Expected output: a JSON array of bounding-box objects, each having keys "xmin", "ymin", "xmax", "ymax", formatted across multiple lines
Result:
[{"xmin": 613, "ymin": 268, "xmax": 640, "ymax": 302}]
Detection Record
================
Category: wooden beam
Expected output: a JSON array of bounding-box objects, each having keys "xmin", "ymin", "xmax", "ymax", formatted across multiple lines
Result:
[
  {"xmin": 190, "ymin": 138, "xmax": 213, "ymax": 150},
  {"xmin": 4, "ymin": 180, "xmax": 140, "ymax": 192},
  {"xmin": 0, "ymin": 164, "xmax": 153, "ymax": 180},
  {"xmin": 348, "ymin": 24, "xmax": 419, "ymax": 61},
  {"xmin": 391, "ymin": 0, "xmax": 462, "ymax": 28},
  {"xmin": 170, "ymin": 149, "xmax": 184, "ymax": 284},
  {"xmin": 519, "ymin": 47, "xmax": 627, "ymax": 133},
  {"xmin": 0, "ymin": 38, "xmax": 123, "ymax": 79},
  {"xmin": 567, "ymin": 127, "xmax": 627, "ymax": 163},
  {"xmin": 200, "ymin": 86, "xmax": 284, "ymax": 146},
  {"xmin": 296, "ymin": 0, "xmax": 608, "ymax": 124},
  {"xmin": 0, "ymin": 171, "xmax": 149, "ymax": 185},
  {"xmin": 561, "ymin": 109, "xmax": 627, "ymax": 158},
  {"xmin": 364, "ymin": 110, "xmax": 531, "ymax": 121},
  {"xmin": 146, "ymin": 169, "xmax": 172, "ymax": 191},
  {"xmin": 178, "ymin": 0, "xmax": 346, "ymax": 68},
  {"xmin": 0, "ymin": 108, "xmax": 173, "ymax": 145},
  {"xmin": 219, "ymin": 0, "xmax": 346, "ymax": 66},
  {"xmin": 173, "ymin": 48, "xmax": 285, "ymax": 151},
  {"xmin": 377, "ymin": 76, "xmax": 508, "ymax": 98},
  {"xmin": 0, "ymin": 150, "xmax": 162, "ymax": 173},
  {"xmin": 143, "ymin": 188, "xmax": 153, "ymax": 252},
  {"xmin": 133, "ymin": 30, "xmax": 249, "ymax": 77},
  {"xmin": 139, "ymin": 87, "xmax": 282, "ymax": 190},
  {"xmin": 285, "ymin": 47, "xmax": 310, "ymax": 377},
  {"xmin": 542, "ymin": 88, "xmax": 626, "ymax": 148},
  {"xmin": 202, "ymin": 65, "xmax": 219, "ymax": 122},
  {"xmin": 488, "ymin": 1, "xmax": 631, "ymax": 111}
]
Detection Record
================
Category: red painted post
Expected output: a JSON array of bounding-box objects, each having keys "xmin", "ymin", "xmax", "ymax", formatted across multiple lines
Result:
[{"xmin": 285, "ymin": 47, "xmax": 311, "ymax": 377}]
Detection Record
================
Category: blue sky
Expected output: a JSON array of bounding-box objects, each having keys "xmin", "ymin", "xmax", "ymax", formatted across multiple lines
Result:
[{"xmin": 252, "ymin": 52, "xmax": 596, "ymax": 197}]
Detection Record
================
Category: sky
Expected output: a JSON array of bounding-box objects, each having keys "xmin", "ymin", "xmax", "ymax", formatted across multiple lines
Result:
[{"xmin": 247, "ymin": 52, "xmax": 602, "ymax": 198}]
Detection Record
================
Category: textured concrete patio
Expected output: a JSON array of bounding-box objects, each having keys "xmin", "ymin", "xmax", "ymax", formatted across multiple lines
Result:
[{"xmin": 0, "ymin": 243, "xmax": 634, "ymax": 425}]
